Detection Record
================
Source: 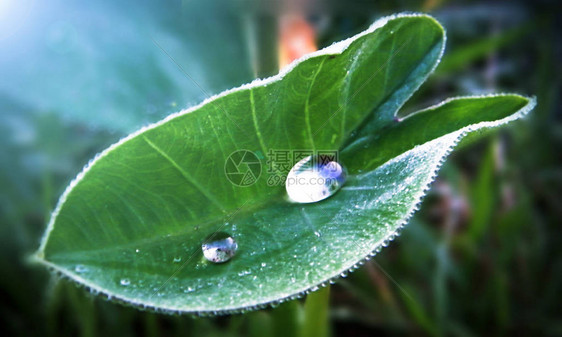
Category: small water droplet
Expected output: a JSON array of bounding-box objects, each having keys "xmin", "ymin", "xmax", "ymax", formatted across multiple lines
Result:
[
  {"xmin": 74, "ymin": 265, "xmax": 88, "ymax": 273},
  {"xmin": 202, "ymin": 232, "xmax": 238, "ymax": 263},
  {"xmin": 173, "ymin": 256, "xmax": 182, "ymax": 263},
  {"xmin": 135, "ymin": 249, "xmax": 140, "ymax": 253},
  {"xmin": 120, "ymin": 278, "xmax": 130, "ymax": 286},
  {"xmin": 238, "ymin": 270, "xmax": 252, "ymax": 276},
  {"xmin": 261, "ymin": 262, "xmax": 267, "ymax": 267},
  {"xmin": 285, "ymin": 154, "xmax": 346, "ymax": 203}
]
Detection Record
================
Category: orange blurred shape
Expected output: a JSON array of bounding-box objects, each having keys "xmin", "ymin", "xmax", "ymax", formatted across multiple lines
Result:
[{"xmin": 278, "ymin": 15, "xmax": 317, "ymax": 69}]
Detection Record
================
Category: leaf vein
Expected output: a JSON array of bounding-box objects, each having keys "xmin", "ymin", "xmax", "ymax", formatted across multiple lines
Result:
[
  {"xmin": 142, "ymin": 136, "xmax": 226, "ymax": 212},
  {"xmin": 250, "ymin": 88, "xmax": 268, "ymax": 156},
  {"xmin": 304, "ymin": 56, "xmax": 328, "ymax": 150}
]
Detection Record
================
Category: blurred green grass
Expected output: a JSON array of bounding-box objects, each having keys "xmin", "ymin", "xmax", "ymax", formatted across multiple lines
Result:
[{"xmin": 1, "ymin": 0, "xmax": 560, "ymax": 336}]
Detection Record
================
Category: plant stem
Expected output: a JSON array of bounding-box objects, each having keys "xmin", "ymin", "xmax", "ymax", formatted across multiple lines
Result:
[{"xmin": 301, "ymin": 285, "xmax": 330, "ymax": 337}]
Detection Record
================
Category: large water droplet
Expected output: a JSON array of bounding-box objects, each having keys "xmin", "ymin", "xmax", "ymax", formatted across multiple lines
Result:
[
  {"xmin": 202, "ymin": 232, "xmax": 238, "ymax": 263},
  {"xmin": 285, "ymin": 154, "xmax": 346, "ymax": 203}
]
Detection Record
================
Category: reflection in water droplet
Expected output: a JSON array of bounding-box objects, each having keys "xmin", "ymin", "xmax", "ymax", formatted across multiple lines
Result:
[
  {"xmin": 74, "ymin": 265, "xmax": 88, "ymax": 273},
  {"xmin": 120, "ymin": 278, "xmax": 130, "ymax": 286},
  {"xmin": 173, "ymin": 256, "xmax": 182, "ymax": 263},
  {"xmin": 202, "ymin": 232, "xmax": 237, "ymax": 263},
  {"xmin": 285, "ymin": 154, "xmax": 346, "ymax": 203}
]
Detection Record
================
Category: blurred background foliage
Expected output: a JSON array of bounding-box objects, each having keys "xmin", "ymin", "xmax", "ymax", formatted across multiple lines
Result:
[{"xmin": 1, "ymin": 0, "xmax": 560, "ymax": 336}]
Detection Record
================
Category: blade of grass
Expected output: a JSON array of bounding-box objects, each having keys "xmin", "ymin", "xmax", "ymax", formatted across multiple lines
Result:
[
  {"xmin": 436, "ymin": 25, "xmax": 528, "ymax": 74},
  {"xmin": 399, "ymin": 284, "xmax": 439, "ymax": 337}
]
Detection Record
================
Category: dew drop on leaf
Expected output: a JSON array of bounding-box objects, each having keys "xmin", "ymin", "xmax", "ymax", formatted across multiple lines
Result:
[
  {"xmin": 74, "ymin": 264, "xmax": 88, "ymax": 273},
  {"xmin": 201, "ymin": 232, "xmax": 238, "ymax": 263},
  {"xmin": 285, "ymin": 154, "xmax": 346, "ymax": 203},
  {"xmin": 120, "ymin": 278, "xmax": 130, "ymax": 286}
]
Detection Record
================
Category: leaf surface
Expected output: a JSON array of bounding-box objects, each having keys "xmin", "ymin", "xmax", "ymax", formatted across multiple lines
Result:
[{"xmin": 36, "ymin": 14, "xmax": 535, "ymax": 313}]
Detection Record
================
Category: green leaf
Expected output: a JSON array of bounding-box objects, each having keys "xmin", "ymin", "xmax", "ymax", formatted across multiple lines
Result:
[{"xmin": 35, "ymin": 14, "xmax": 535, "ymax": 314}]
